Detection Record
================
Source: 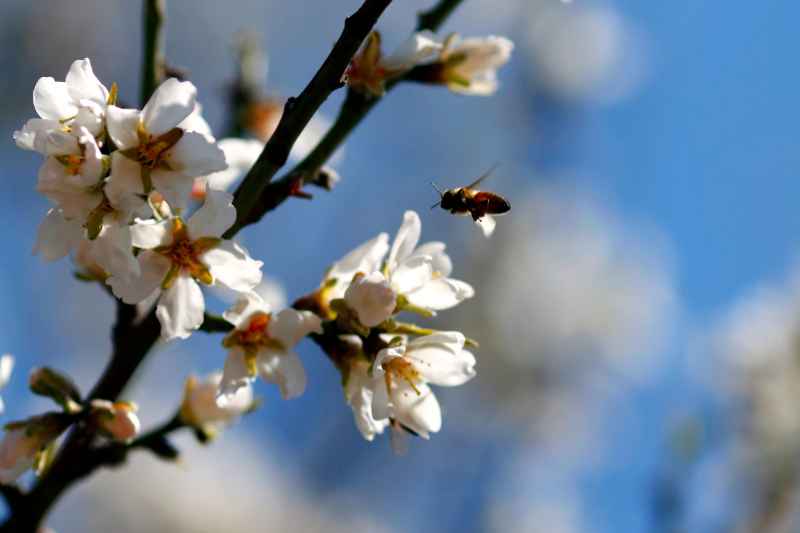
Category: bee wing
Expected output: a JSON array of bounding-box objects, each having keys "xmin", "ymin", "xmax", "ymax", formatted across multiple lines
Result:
[
  {"xmin": 466, "ymin": 163, "xmax": 501, "ymax": 190},
  {"xmin": 475, "ymin": 215, "xmax": 496, "ymax": 238}
]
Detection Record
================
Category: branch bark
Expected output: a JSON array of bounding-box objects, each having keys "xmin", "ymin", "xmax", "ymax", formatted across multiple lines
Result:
[{"xmin": 140, "ymin": 0, "xmax": 166, "ymax": 105}]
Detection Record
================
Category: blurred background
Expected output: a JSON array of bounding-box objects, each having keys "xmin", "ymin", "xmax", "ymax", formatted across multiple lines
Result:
[{"xmin": 1, "ymin": 0, "xmax": 799, "ymax": 531}]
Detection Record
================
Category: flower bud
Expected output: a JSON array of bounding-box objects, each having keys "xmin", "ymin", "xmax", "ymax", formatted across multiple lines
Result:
[
  {"xmin": 179, "ymin": 373, "xmax": 253, "ymax": 432},
  {"xmin": 29, "ymin": 367, "xmax": 82, "ymax": 413},
  {"xmin": 90, "ymin": 400, "xmax": 141, "ymax": 442},
  {"xmin": 344, "ymin": 271, "xmax": 397, "ymax": 328}
]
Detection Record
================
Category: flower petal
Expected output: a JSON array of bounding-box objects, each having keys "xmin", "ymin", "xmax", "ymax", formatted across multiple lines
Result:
[
  {"xmin": 382, "ymin": 30, "xmax": 443, "ymax": 71},
  {"xmin": 91, "ymin": 223, "xmax": 141, "ymax": 283},
  {"xmin": 327, "ymin": 233, "xmax": 390, "ymax": 298},
  {"xmin": 33, "ymin": 209, "xmax": 82, "ymax": 262},
  {"xmin": 204, "ymin": 138, "xmax": 263, "ymax": 191},
  {"xmin": 156, "ymin": 273, "xmax": 205, "ymax": 340},
  {"xmin": 407, "ymin": 333, "xmax": 476, "ymax": 386},
  {"xmin": 150, "ymin": 169, "xmax": 194, "ymax": 211},
  {"xmin": 105, "ymin": 106, "xmax": 141, "ymax": 150},
  {"xmin": 109, "ymin": 250, "xmax": 170, "ymax": 304},
  {"xmin": 387, "ymin": 210, "xmax": 421, "ymax": 268},
  {"xmin": 223, "ymin": 292, "xmax": 270, "ymax": 328},
  {"xmin": 167, "ymin": 131, "xmax": 227, "ymax": 177},
  {"xmin": 391, "ymin": 381, "xmax": 441, "ymax": 438},
  {"xmin": 390, "ymin": 255, "xmax": 433, "ymax": 295},
  {"xmin": 204, "ymin": 241, "xmax": 263, "ymax": 293},
  {"xmin": 475, "ymin": 214, "xmax": 496, "ymax": 237},
  {"xmin": 410, "ymin": 241, "xmax": 452, "ymax": 277},
  {"xmin": 33, "ymin": 78, "xmax": 76, "ymax": 120},
  {"xmin": 267, "ymin": 308, "xmax": 323, "ymax": 348},
  {"xmin": 257, "ymin": 349, "xmax": 307, "ymax": 399},
  {"xmin": 187, "ymin": 189, "xmax": 235, "ymax": 238},
  {"xmin": 0, "ymin": 355, "xmax": 14, "ymax": 390},
  {"xmin": 142, "ymin": 78, "xmax": 197, "ymax": 136},
  {"xmin": 130, "ymin": 218, "xmax": 173, "ymax": 249},
  {"xmin": 105, "ymin": 152, "xmax": 148, "ymax": 220},
  {"xmin": 65, "ymin": 58, "xmax": 108, "ymax": 105},
  {"xmin": 405, "ymin": 277, "xmax": 473, "ymax": 311},
  {"xmin": 219, "ymin": 346, "xmax": 254, "ymax": 399}
]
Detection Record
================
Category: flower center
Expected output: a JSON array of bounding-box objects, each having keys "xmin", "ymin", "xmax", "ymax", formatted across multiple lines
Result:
[
  {"xmin": 155, "ymin": 218, "xmax": 220, "ymax": 288},
  {"xmin": 222, "ymin": 312, "xmax": 285, "ymax": 361},
  {"xmin": 382, "ymin": 357, "xmax": 421, "ymax": 395},
  {"xmin": 133, "ymin": 124, "xmax": 183, "ymax": 170},
  {"xmin": 56, "ymin": 154, "xmax": 84, "ymax": 176}
]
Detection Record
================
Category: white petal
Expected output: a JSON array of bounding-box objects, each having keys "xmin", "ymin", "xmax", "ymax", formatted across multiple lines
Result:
[
  {"xmin": 33, "ymin": 78, "xmax": 76, "ymax": 120},
  {"xmin": 150, "ymin": 169, "xmax": 194, "ymax": 211},
  {"xmin": 267, "ymin": 309, "xmax": 323, "ymax": 348},
  {"xmin": 105, "ymin": 106, "xmax": 141, "ymax": 150},
  {"xmin": 219, "ymin": 347, "xmax": 254, "ymax": 399},
  {"xmin": 390, "ymin": 255, "xmax": 433, "ymax": 295},
  {"xmin": 204, "ymin": 241, "xmax": 263, "ymax": 293},
  {"xmin": 0, "ymin": 355, "xmax": 14, "ymax": 390},
  {"xmin": 109, "ymin": 250, "xmax": 169, "ymax": 304},
  {"xmin": 371, "ymin": 379, "xmax": 391, "ymax": 421},
  {"xmin": 13, "ymin": 118, "xmax": 60, "ymax": 153},
  {"xmin": 407, "ymin": 333, "xmax": 476, "ymax": 386},
  {"xmin": 223, "ymin": 292, "xmax": 270, "ymax": 328},
  {"xmin": 130, "ymin": 218, "xmax": 173, "ymax": 249},
  {"xmin": 346, "ymin": 363, "xmax": 388, "ymax": 441},
  {"xmin": 405, "ymin": 278, "xmax": 472, "ymax": 311},
  {"xmin": 391, "ymin": 381, "xmax": 441, "ymax": 438},
  {"xmin": 187, "ymin": 189, "xmax": 235, "ymax": 238},
  {"xmin": 167, "ymin": 131, "xmax": 227, "ymax": 177},
  {"xmin": 387, "ymin": 210, "xmax": 421, "ymax": 268},
  {"xmin": 344, "ymin": 271, "xmax": 396, "ymax": 328},
  {"xmin": 142, "ymin": 78, "xmax": 197, "ymax": 136},
  {"xmin": 65, "ymin": 58, "xmax": 108, "ymax": 106},
  {"xmin": 410, "ymin": 241, "xmax": 452, "ymax": 277},
  {"xmin": 178, "ymin": 102, "xmax": 213, "ymax": 136},
  {"xmin": 91, "ymin": 223, "xmax": 141, "ymax": 282},
  {"xmin": 33, "ymin": 209, "xmax": 82, "ymax": 262},
  {"xmin": 156, "ymin": 274, "xmax": 205, "ymax": 340},
  {"xmin": 475, "ymin": 215, "xmax": 496, "ymax": 237},
  {"xmin": 327, "ymin": 233, "xmax": 390, "ymax": 297},
  {"xmin": 257, "ymin": 349, "xmax": 307, "ymax": 399},
  {"xmin": 382, "ymin": 30, "xmax": 443, "ymax": 71}
]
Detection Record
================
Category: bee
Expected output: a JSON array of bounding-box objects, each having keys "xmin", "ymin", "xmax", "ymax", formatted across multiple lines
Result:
[{"xmin": 432, "ymin": 166, "xmax": 511, "ymax": 237}]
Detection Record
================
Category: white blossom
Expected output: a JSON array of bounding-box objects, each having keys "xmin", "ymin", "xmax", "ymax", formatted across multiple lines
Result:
[
  {"xmin": 13, "ymin": 58, "xmax": 109, "ymax": 153},
  {"xmin": 109, "ymin": 190, "xmax": 263, "ymax": 340},
  {"xmin": 345, "ymin": 358, "xmax": 389, "ymax": 441},
  {"xmin": 433, "ymin": 34, "xmax": 514, "ymax": 95},
  {"xmin": 344, "ymin": 271, "xmax": 397, "ymax": 328},
  {"xmin": 324, "ymin": 233, "xmax": 389, "ymax": 301},
  {"xmin": 104, "ymin": 78, "xmax": 226, "ymax": 211},
  {"xmin": 180, "ymin": 372, "xmax": 253, "ymax": 432},
  {"xmin": 369, "ymin": 332, "xmax": 476, "ymax": 439},
  {"xmin": 219, "ymin": 293, "xmax": 322, "ymax": 400}
]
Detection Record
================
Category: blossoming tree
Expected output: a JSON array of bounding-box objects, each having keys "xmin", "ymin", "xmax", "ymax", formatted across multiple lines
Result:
[{"xmin": 0, "ymin": 0, "xmax": 512, "ymax": 530}]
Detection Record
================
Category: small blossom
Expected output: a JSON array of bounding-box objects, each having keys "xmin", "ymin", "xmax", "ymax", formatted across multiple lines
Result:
[
  {"xmin": 13, "ymin": 58, "xmax": 109, "ymax": 153},
  {"xmin": 344, "ymin": 271, "xmax": 397, "ymax": 328},
  {"xmin": 324, "ymin": 233, "xmax": 390, "ymax": 303},
  {"xmin": 384, "ymin": 211, "xmax": 474, "ymax": 315},
  {"xmin": 346, "ymin": 31, "xmax": 442, "ymax": 96},
  {"xmin": 104, "ymin": 78, "xmax": 226, "ymax": 211},
  {"xmin": 421, "ymin": 34, "xmax": 514, "ymax": 96},
  {"xmin": 109, "ymin": 190, "xmax": 263, "ymax": 340},
  {"xmin": 90, "ymin": 400, "xmax": 141, "ymax": 442},
  {"xmin": 0, "ymin": 415, "xmax": 70, "ymax": 484},
  {"xmin": 219, "ymin": 293, "xmax": 322, "ymax": 400},
  {"xmin": 370, "ymin": 332, "xmax": 476, "ymax": 439},
  {"xmin": 180, "ymin": 372, "xmax": 253, "ymax": 433}
]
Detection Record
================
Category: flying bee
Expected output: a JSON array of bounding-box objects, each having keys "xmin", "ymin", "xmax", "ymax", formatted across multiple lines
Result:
[{"xmin": 432, "ymin": 166, "xmax": 511, "ymax": 237}]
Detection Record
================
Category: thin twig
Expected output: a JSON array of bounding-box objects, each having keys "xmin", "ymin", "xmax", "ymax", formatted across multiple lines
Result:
[
  {"xmin": 230, "ymin": 0, "xmax": 466, "ymax": 226},
  {"xmin": 140, "ymin": 0, "xmax": 166, "ymax": 105},
  {"xmin": 224, "ymin": 0, "xmax": 393, "ymax": 237}
]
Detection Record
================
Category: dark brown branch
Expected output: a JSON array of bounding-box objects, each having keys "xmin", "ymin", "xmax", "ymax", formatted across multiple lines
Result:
[
  {"xmin": 229, "ymin": 0, "xmax": 466, "ymax": 226},
  {"xmin": 140, "ymin": 0, "xmax": 166, "ymax": 105},
  {"xmin": 225, "ymin": 0, "xmax": 393, "ymax": 237}
]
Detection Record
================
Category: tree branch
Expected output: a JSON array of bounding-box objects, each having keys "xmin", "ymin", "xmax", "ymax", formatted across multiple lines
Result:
[
  {"xmin": 140, "ymin": 0, "xmax": 166, "ymax": 105},
  {"xmin": 225, "ymin": 0, "xmax": 393, "ymax": 237},
  {"xmin": 227, "ymin": 0, "xmax": 465, "ymax": 227}
]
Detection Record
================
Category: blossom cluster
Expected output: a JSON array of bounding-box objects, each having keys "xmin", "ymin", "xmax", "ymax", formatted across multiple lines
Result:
[{"xmin": 0, "ymin": 21, "xmax": 513, "ymax": 486}]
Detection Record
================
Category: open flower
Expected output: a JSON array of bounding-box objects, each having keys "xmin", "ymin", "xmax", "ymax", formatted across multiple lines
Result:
[
  {"xmin": 344, "ymin": 271, "xmax": 397, "ymax": 327},
  {"xmin": 346, "ymin": 31, "xmax": 442, "ymax": 96},
  {"xmin": 416, "ymin": 34, "xmax": 514, "ymax": 95},
  {"xmin": 109, "ymin": 190, "xmax": 263, "ymax": 340},
  {"xmin": 180, "ymin": 372, "xmax": 254, "ymax": 434},
  {"xmin": 370, "ymin": 332, "xmax": 476, "ymax": 439},
  {"xmin": 14, "ymin": 58, "xmax": 109, "ymax": 154},
  {"xmin": 324, "ymin": 233, "xmax": 389, "ymax": 302},
  {"xmin": 219, "ymin": 293, "xmax": 322, "ymax": 400},
  {"xmin": 384, "ymin": 210, "xmax": 474, "ymax": 315},
  {"xmin": 90, "ymin": 400, "xmax": 141, "ymax": 442},
  {"xmin": 105, "ymin": 78, "xmax": 226, "ymax": 211}
]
